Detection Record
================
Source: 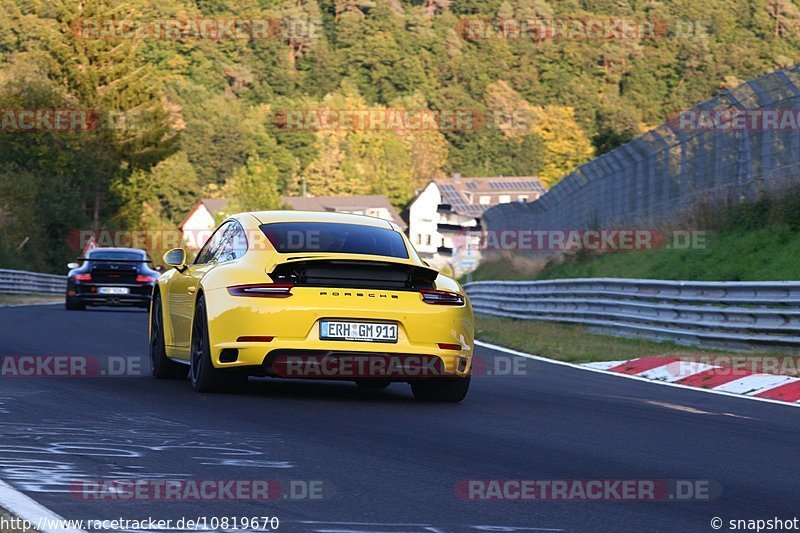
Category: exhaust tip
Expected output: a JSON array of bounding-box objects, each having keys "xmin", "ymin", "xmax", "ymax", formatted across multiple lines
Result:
[{"xmin": 220, "ymin": 348, "xmax": 239, "ymax": 363}]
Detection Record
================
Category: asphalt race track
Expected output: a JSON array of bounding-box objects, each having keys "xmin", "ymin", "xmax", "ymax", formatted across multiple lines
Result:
[{"xmin": 1, "ymin": 303, "xmax": 799, "ymax": 532}]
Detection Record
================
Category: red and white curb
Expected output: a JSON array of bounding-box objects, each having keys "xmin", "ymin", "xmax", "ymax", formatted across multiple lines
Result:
[
  {"xmin": 582, "ymin": 357, "xmax": 800, "ymax": 404},
  {"xmin": 475, "ymin": 340, "xmax": 800, "ymax": 408}
]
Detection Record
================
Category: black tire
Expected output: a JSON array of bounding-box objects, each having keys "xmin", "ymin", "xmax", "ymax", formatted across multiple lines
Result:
[
  {"xmin": 65, "ymin": 296, "xmax": 85, "ymax": 311},
  {"xmin": 355, "ymin": 379, "xmax": 391, "ymax": 390},
  {"xmin": 411, "ymin": 375, "xmax": 470, "ymax": 402},
  {"xmin": 150, "ymin": 292, "xmax": 188, "ymax": 380},
  {"xmin": 190, "ymin": 294, "xmax": 247, "ymax": 394}
]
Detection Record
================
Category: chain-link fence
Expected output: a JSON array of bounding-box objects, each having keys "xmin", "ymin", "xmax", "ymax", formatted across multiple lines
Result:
[{"xmin": 483, "ymin": 63, "xmax": 800, "ymax": 236}]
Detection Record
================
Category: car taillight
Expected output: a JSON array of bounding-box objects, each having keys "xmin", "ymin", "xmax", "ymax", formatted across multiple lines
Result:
[
  {"xmin": 227, "ymin": 283, "xmax": 294, "ymax": 298},
  {"xmin": 420, "ymin": 289, "xmax": 464, "ymax": 306},
  {"xmin": 136, "ymin": 275, "xmax": 155, "ymax": 283},
  {"xmin": 73, "ymin": 273, "xmax": 91, "ymax": 281}
]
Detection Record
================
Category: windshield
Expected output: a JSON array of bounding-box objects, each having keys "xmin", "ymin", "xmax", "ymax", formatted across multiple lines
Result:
[{"xmin": 260, "ymin": 222, "xmax": 409, "ymax": 259}]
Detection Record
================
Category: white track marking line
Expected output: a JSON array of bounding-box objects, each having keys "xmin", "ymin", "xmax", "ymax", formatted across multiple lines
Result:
[
  {"xmin": 475, "ymin": 340, "xmax": 800, "ymax": 409},
  {"xmin": 0, "ymin": 302, "xmax": 61, "ymax": 308},
  {"xmin": 580, "ymin": 360, "xmax": 628, "ymax": 370},
  {"xmin": 0, "ymin": 478, "xmax": 87, "ymax": 533},
  {"xmin": 644, "ymin": 400, "xmax": 752, "ymax": 418}
]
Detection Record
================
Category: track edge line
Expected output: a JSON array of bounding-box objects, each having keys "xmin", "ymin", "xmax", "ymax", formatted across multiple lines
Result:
[{"xmin": 474, "ymin": 339, "xmax": 800, "ymax": 409}]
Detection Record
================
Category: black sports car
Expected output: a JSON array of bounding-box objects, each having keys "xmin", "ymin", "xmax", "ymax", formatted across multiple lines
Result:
[{"xmin": 65, "ymin": 247, "xmax": 160, "ymax": 310}]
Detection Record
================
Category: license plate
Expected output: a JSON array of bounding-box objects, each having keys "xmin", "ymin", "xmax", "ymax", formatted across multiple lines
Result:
[
  {"xmin": 320, "ymin": 321, "xmax": 398, "ymax": 343},
  {"xmin": 98, "ymin": 287, "xmax": 130, "ymax": 295}
]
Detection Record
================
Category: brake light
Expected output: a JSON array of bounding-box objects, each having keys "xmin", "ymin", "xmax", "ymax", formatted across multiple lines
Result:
[
  {"xmin": 136, "ymin": 275, "xmax": 155, "ymax": 283},
  {"xmin": 438, "ymin": 343, "xmax": 462, "ymax": 351},
  {"xmin": 73, "ymin": 273, "xmax": 91, "ymax": 281},
  {"xmin": 228, "ymin": 283, "xmax": 294, "ymax": 298},
  {"xmin": 420, "ymin": 289, "xmax": 464, "ymax": 306}
]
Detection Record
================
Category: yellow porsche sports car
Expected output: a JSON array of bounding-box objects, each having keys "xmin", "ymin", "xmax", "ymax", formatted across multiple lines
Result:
[{"xmin": 149, "ymin": 211, "xmax": 474, "ymax": 401}]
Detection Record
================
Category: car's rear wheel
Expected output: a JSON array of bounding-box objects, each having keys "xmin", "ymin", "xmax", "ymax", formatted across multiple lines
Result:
[
  {"xmin": 150, "ymin": 292, "xmax": 188, "ymax": 380},
  {"xmin": 190, "ymin": 294, "xmax": 247, "ymax": 394},
  {"xmin": 65, "ymin": 296, "xmax": 84, "ymax": 311},
  {"xmin": 411, "ymin": 375, "xmax": 470, "ymax": 402}
]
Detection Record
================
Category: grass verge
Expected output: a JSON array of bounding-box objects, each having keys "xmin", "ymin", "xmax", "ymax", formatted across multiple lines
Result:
[
  {"xmin": 469, "ymin": 226, "xmax": 800, "ymax": 282},
  {"xmin": 474, "ymin": 315, "xmax": 775, "ymax": 364},
  {"xmin": 0, "ymin": 294, "xmax": 61, "ymax": 307},
  {"xmin": 0, "ymin": 510, "xmax": 34, "ymax": 533}
]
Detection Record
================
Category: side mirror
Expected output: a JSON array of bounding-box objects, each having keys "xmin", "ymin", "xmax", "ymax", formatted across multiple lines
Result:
[
  {"xmin": 163, "ymin": 248, "xmax": 187, "ymax": 271},
  {"xmin": 67, "ymin": 262, "xmax": 80, "ymax": 269},
  {"xmin": 154, "ymin": 265, "xmax": 165, "ymax": 273}
]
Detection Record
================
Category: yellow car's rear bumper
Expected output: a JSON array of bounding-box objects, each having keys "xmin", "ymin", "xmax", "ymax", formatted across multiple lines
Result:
[{"xmin": 203, "ymin": 286, "xmax": 474, "ymax": 378}]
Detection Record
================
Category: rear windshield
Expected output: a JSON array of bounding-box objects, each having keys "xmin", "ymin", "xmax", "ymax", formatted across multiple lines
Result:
[
  {"xmin": 88, "ymin": 250, "xmax": 145, "ymax": 261},
  {"xmin": 260, "ymin": 222, "xmax": 409, "ymax": 259}
]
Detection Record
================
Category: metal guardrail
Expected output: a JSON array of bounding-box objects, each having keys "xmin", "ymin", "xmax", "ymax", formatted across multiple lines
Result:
[
  {"xmin": 465, "ymin": 278, "xmax": 800, "ymax": 346},
  {"xmin": 0, "ymin": 269, "xmax": 66, "ymax": 295}
]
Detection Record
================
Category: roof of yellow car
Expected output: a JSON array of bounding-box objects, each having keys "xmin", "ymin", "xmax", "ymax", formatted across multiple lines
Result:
[{"xmin": 248, "ymin": 210, "xmax": 397, "ymax": 229}]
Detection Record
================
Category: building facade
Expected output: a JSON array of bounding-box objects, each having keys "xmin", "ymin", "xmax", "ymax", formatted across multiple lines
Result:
[
  {"xmin": 178, "ymin": 198, "xmax": 229, "ymax": 251},
  {"xmin": 281, "ymin": 195, "xmax": 406, "ymax": 230},
  {"xmin": 407, "ymin": 174, "xmax": 547, "ymax": 275}
]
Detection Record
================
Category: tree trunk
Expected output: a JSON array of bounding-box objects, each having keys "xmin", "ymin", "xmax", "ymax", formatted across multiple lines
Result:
[
  {"xmin": 93, "ymin": 186, "xmax": 101, "ymax": 231},
  {"xmin": 426, "ymin": 0, "xmax": 435, "ymax": 20}
]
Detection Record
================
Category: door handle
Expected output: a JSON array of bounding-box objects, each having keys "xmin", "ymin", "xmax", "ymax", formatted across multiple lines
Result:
[{"xmin": 187, "ymin": 286, "xmax": 196, "ymax": 294}]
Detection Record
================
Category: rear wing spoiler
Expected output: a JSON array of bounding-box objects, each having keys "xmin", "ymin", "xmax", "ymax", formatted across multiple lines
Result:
[
  {"xmin": 77, "ymin": 257, "xmax": 152, "ymax": 263},
  {"xmin": 270, "ymin": 258, "xmax": 439, "ymax": 291}
]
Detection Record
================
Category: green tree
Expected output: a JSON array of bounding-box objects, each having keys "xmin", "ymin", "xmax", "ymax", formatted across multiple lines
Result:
[
  {"xmin": 529, "ymin": 105, "xmax": 595, "ymax": 186},
  {"xmin": 334, "ymin": 0, "xmax": 376, "ymax": 22},
  {"xmin": 114, "ymin": 151, "xmax": 201, "ymax": 228},
  {"xmin": 223, "ymin": 155, "xmax": 285, "ymax": 212}
]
